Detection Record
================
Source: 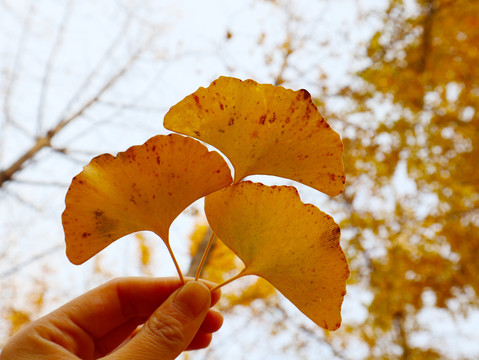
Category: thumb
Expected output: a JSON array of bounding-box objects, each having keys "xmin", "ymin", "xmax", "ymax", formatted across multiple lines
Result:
[{"xmin": 111, "ymin": 281, "xmax": 211, "ymax": 360}]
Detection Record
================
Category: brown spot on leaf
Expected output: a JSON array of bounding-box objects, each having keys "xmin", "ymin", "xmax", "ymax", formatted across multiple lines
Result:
[
  {"xmin": 269, "ymin": 112, "xmax": 276, "ymax": 123},
  {"xmin": 194, "ymin": 95, "xmax": 201, "ymax": 108}
]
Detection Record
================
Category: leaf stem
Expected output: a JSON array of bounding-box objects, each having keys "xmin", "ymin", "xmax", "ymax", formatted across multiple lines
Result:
[
  {"xmin": 165, "ymin": 242, "xmax": 184, "ymax": 284},
  {"xmin": 195, "ymin": 231, "xmax": 216, "ymax": 281},
  {"xmin": 210, "ymin": 268, "xmax": 247, "ymax": 292}
]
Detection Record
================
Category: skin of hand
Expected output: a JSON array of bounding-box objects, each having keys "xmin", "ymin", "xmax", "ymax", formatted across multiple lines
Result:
[{"xmin": 0, "ymin": 277, "xmax": 223, "ymax": 360}]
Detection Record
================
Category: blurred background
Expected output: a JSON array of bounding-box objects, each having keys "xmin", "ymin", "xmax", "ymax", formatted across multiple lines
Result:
[{"xmin": 1, "ymin": 0, "xmax": 478, "ymax": 359}]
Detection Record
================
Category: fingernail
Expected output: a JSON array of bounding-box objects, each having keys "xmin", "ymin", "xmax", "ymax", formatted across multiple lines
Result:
[{"xmin": 174, "ymin": 281, "xmax": 211, "ymax": 318}]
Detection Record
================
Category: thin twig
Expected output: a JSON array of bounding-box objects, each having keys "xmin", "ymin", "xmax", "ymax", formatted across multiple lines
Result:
[
  {"xmin": 53, "ymin": 47, "xmax": 142, "ymax": 136},
  {"xmin": 3, "ymin": 187, "xmax": 43, "ymax": 211},
  {"xmin": 58, "ymin": 13, "xmax": 133, "ymax": 120},
  {"xmin": 36, "ymin": 0, "xmax": 74, "ymax": 133},
  {"xmin": 0, "ymin": 135, "xmax": 51, "ymax": 186},
  {"xmin": 97, "ymin": 100, "xmax": 169, "ymax": 113},
  {"xmin": 1, "ymin": 244, "xmax": 63, "ymax": 278},
  {"xmin": 3, "ymin": 2, "xmax": 36, "ymax": 130},
  {"xmin": 9, "ymin": 179, "xmax": 69, "ymax": 188},
  {"xmin": 0, "ymin": 43, "xmax": 143, "ymax": 189}
]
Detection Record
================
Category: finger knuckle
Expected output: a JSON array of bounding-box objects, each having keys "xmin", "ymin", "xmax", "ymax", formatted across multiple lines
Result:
[{"xmin": 146, "ymin": 315, "xmax": 186, "ymax": 350}]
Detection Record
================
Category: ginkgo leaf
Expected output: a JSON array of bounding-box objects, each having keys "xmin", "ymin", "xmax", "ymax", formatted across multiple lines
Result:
[
  {"xmin": 164, "ymin": 76, "xmax": 345, "ymax": 196},
  {"xmin": 205, "ymin": 181, "xmax": 349, "ymax": 330},
  {"xmin": 62, "ymin": 134, "xmax": 232, "ymax": 265}
]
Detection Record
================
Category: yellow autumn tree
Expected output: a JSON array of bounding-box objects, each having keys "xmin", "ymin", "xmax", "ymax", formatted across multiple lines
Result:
[{"xmin": 338, "ymin": 0, "xmax": 479, "ymax": 358}]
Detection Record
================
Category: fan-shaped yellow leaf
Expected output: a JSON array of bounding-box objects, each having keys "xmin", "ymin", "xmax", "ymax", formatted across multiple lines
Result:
[
  {"xmin": 63, "ymin": 134, "xmax": 232, "ymax": 265},
  {"xmin": 164, "ymin": 76, "xmax": 345, "ymax": 196},
  {"xmin": 205, "ymin": 181, "xmax": 349, "ymax": 330}
]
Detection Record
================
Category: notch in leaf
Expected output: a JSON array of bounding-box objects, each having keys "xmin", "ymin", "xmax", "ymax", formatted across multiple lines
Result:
[{"xmin": 164, "ymin": 76, "xmax": 345, "ymax": 196}]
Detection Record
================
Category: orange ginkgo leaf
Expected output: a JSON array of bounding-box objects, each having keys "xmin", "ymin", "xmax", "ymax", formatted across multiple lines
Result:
[
  {"xmin": 164, "ymin": 76, "xmax": 345, "ymax": 196},
  {"xmin": 63, "ymin": 134, "xmax": 232, "ymax": 266},
  {"xmin": 205, "ymin": 181, "xmax": 349, "ymax": 330}
]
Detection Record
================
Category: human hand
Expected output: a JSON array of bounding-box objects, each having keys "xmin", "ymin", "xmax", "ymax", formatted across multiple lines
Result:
[{"xmin": 1, "ymin": 277, "xmax": 223, "ymax": 360}]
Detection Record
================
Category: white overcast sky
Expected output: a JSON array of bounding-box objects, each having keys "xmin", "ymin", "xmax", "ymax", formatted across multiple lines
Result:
[{"xmin": 1, "ymin": 1, "xmax": 478, "ymax": 359}]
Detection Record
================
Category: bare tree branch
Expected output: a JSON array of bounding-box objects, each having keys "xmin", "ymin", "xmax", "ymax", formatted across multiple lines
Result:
[
  {"xmin": 2, "ymin": 187, "xmax": 43, "ymax": 211},
  {"xmin": 58, "ymin": 12, "xmax": 133, "ymax": 121},
  {"xmin": 0, "ymin": 40, "xmax": 146, "ymax": 189},
  {"xmin": 97, "ymin": 100, "xmax": 169, "ymax": 113},
  {"xmin": 1, "ymin": 244, "xmax": 63, "ymax": 278},
  {"xmin": 273, "ymin": 39, "xmax": 294, "ymax": 86},
  {"xmin": 3, "ymin": 2, "xmax": 36, "ymax": 130},
  {"xmin": 418, "ymin": 0, "xmax": 438, "ymax": 73},
  {"xmin": 0, "ymin": 135, "xmax": 51, "ymax": 185},
  {"xmin": 395, "ymin": 312, "xmax": 411, "ymax": 360},
  {"xmin": 297, "ymin": 323, "xmax": 348, "ymax": 360},
  {"xmin": 36, "ymin": 0, "xmax": 75, "ymax": 133},
  {"xmin": 9, "ymin": 179, "xmax": 69, "ymax": 188}
]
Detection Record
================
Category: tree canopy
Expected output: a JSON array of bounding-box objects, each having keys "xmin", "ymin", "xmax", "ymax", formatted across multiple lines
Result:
[{"xmin": 339, "ymin": 0, "xmax": 479, "ymax": 358}]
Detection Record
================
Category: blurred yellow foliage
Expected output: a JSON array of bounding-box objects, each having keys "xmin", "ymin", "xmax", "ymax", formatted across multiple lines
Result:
[
  {"xmin": 6, "ymin": 309, "xmax": 30, "ymax": 336},
  {"xmin": 225, "ymin": 278, "xmax": 276, "ymax": 307},
  {"xmin": 136, "ymin": 232, "xmax": 152, "ymax": 274},
  {"xmin": 338, "ymin": 0, "xmax": 479, "ymax": 357},
  {"xmin": 189, "ymin": 222, "xmax": 276, "ymax": 308}
]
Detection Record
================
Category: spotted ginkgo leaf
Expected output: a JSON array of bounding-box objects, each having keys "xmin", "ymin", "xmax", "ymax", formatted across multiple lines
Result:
[
  {"xmin": 164, "ymin": 76, "xmax": 345, "ymax": 196},
  {"xmin": 63, "ymin": 134, "xmax": 232, "ymax": 266},
  {"xmin": 205, "ymin": 181, "xmax": 349, "ymax": 330}
]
